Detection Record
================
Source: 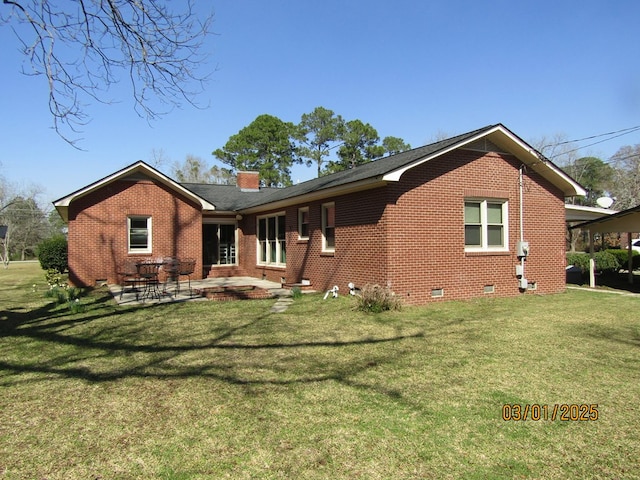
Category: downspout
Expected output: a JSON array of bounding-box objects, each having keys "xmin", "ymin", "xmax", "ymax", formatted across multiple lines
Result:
[
  {"xmin": 519, "ymin": 166, "xmax": 524, "ymax": 243},
  {"xmin": 516, "ymin": 165, "xmax": 529, "ymax": 290}
]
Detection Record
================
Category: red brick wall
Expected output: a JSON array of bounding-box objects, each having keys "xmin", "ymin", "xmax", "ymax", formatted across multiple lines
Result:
[
  {"xmin": 239, "ymin": 149, "xmax": 566, "ymax": 304},
  {"xmin": 68, "ymin": 150, "xmax": 567, "ymax": 305},
  {"xmin": 384, "ymin": 149, "xmax": 566, "ymax": 304},
  {"xmin": 67, "ymin": 177, "xmax": 203, "ymax": 286},
  {"xmin": 239, "ymin": 188, "xmax": 389, "ymax": 289}
]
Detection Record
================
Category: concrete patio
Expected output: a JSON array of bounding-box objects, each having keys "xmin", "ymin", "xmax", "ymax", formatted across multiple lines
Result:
[{"xmin": 109, "ymin": 276, "xmax": 292, "ymax": 306}]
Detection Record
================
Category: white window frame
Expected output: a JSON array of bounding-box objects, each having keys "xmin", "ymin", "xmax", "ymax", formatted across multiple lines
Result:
[
  {"xmin": 464, "ymin": 199, "xmax": 508, "ymax": 252},
  {"xmin": 298, "ymin": 207, "xmax": 309, "ymax": 240},
  {"xmin": 257, "ymin": 212, "xmax": 286, "ymax": 267},
  {"xmin": 128, "ymin": 216, "xmax": 152, "ymax": 254},
  {"xmin": 322, "ymin": 202, "xmax": 335, "ymax": 253}
]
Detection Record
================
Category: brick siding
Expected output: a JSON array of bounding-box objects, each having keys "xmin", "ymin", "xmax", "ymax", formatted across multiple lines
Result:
[
  {"xmin": 67, "ymin": 177, "xmax": 203, "ymax": 286},
  {"xmin": 67, "ymin": 149, "xmax": 567, "ymax": 305},
  {"xmin": 238, "ymin": 149, "xmax": 566, "ymax": 304}
]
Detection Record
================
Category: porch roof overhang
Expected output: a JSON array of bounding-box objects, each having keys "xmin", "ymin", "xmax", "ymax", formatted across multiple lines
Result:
[
  {"xmin": 53, "ymin": 161, "xmax": 216, "ymax": 222},
  {"xmin": 565, "ymin": 204, "xmax": 618, "ymax": 223},
  {"xmin": 571, "ymin": 204, "xmax": 640, "ymax": 233}
]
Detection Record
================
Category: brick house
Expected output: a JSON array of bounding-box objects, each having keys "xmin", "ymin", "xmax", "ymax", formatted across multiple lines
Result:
[{"xmin": 54, "ymin": 124, "xmax": 585, "ymax": 304}]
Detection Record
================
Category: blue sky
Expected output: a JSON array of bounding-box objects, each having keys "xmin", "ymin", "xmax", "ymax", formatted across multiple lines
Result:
[{"xmin": 1, "ymin": 0, "xmax": 639, "ymax": 205}]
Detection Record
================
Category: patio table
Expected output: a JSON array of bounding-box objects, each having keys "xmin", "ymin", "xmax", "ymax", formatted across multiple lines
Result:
[{"xmin": 136, "ymin": 260, "xmax": 164, "ymax": 300}]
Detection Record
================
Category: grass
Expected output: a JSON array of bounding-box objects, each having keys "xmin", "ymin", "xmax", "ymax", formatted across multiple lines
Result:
[{"xmin": 1, "ymin": 262, "xmax": 640, "ymax": 479}]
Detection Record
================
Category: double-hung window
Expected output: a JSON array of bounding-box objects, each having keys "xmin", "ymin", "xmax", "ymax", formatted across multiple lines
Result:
[
  {"xmin": 464, "ymin": 200, "xmax": 508, "ymax": 252},
  {"xmin": 257, "ymin": 213, "xmax": 286, "ymax": 266},
  {"xmin": 322, "ymin": 203, "xmax": 335, "ymax": 253},
  {"xmin": 128, "ymin": 216, "xmax": 152, "ymax": 253},
  {"xmin": 298, "ymin": 207, "xmax": 309, "ymax": 240}
]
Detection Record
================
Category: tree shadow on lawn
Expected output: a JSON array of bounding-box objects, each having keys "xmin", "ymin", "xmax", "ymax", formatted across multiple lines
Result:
[
  {"xmin": 582, "ymin": 322, "xmax": 640, "ymax": 350},
  {"xmin": 0, "ymin": 295, "xmax": 426, "ymax": 406}
]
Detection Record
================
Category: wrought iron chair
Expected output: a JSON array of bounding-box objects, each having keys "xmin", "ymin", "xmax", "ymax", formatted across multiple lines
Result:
[
  {"xmin": 176, "ymin": 258, "xmax": 196, "ymax": 296},
  {"xmin": 117, "ymin": 259, "xmax": 143, "ymax": 300},
  {"xmin": 161, "ymin": 257, "xmax": 179, "ymax": 294},
  {"xmin": 137, "ymin": 261, "xmax": 162, "ymax": 300}
]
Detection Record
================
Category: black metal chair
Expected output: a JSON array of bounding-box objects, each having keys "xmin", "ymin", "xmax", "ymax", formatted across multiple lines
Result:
[
  {"xmin": 176, "ymin": 258, "xmax": 196, "ymax": 296},
  {"xmin": 161, "ymin": 256, "xmax": 179, "ymax": 294},
  {"xmin": 117, "ymin": 259, "xmax": 143, "ymax": 300},
  {"xmin": 137, "ymin": 261, "xmax": 162, "ymax": 300}
]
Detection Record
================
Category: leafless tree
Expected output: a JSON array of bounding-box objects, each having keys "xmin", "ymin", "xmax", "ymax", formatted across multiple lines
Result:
[
  {"xmin": 610, "ymin": 145, "xmax": 640, "ymax": 210},
  {"xmin": 172, "ymin": 155, "xmax": 235, "ymax": 185},
  {"xmin": 1, "ymin": 0, "xmax": 214, "ymax": 144}
]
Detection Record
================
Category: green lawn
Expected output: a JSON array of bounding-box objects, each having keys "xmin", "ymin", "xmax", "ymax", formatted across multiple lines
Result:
[{"xmin": 1, "ymin": 262, "xmax": 639, "ymax": 479}]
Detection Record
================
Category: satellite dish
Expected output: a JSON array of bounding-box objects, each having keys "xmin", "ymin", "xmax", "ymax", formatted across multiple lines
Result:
[{"xmin": 596, "ymin": 197, "xmax": 614, "ymax": 209}]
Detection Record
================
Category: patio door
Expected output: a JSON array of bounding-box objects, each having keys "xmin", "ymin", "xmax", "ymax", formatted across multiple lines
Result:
[{"xmin": 202, "ymin": 222, "xmax": 237, "ymax": 266}]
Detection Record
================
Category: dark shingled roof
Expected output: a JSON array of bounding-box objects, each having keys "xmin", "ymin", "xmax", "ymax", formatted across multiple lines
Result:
[
  {"xmin": 181, "ymin": 124, "xmax": 498, "ymax": 211},
  {"xmin": 180, "ymin": 183, "xmax": 280, "ymax": 211}
]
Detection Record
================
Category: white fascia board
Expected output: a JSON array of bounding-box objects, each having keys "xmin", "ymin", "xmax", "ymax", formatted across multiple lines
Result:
[
  {"xmin": 382, "ymin": 125, "xmax": 508, "ymax": 182},
  {"xmin": 53, "ymin": 161, "xmax": 216, "ymax": 211},
  {"xmin": 382, "ymin": 125, "xmax": 587, "ymax": 197}
]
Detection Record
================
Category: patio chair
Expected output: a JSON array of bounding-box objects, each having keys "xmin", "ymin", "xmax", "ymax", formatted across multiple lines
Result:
[
  {"xmin": 176, "ymin": 258, "xmax": 196, "ymax": 296},
  {"xmin": 117, "ymin": 259, "xmax": 143, "ymax": 300},
  {"xmin": 137, "ymin": 261, "xmax": 162, "ymax": 300},
  {"xmin": 161, "ymin": 256, "xmax": 179, "ymax": 294}
]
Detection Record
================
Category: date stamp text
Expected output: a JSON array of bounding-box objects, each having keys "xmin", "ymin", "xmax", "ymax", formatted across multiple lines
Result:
[{"xmin": 502, "ymin": 404, "xmax": 598, "ymax": 421}]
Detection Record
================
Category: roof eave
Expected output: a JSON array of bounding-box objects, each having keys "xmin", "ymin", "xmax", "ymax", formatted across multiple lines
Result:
[
  {"xmin": 52, "ymin": 161, "xmax": 216, "ymax": 222},
  {"xmin": 382, "ymin": 124, "xmax": 587, "ymax": 198}
]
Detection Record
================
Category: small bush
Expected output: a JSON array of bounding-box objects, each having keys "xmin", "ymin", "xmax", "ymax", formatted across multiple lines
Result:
[
  {"xmin": 595, "ymin": 250, "xmax": 620, "ymax": 274},
  {"xmin": 291, "ymin": 287, "xmax": 303, "ymax": 299},
  {"xmin": 356, "ymin": 284, "xmax": 401, "ymax": 313},
  {"xmin": 605, "ymin": 249, "xmax": 640, "ymax": 271},
  {"xmin": 37, "ymin": 236, "xmax": 68, "ymax": 273},
  {"xmin": 566, "ymin": 252, "xmax": 590, "ymax": 273},
  {"xmin": 566, "ymin": 251, "xmax": 620, "ymax": 274},
  {"xmin": 45, "ymin": 269, "xmax": 67, "ymax": 289}
]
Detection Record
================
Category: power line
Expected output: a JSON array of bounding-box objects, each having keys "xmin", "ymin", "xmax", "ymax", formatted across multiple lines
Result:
[
  {"xmin": 545, "ymin": 125, "xmax": 640, "ymax": 159},
  {"xmin": 545, "ymin": 125, "xmax": 640, "ymax": 147}
]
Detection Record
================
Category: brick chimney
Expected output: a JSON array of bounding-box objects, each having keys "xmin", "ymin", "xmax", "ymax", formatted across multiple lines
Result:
[{"xmin": 236, "ymin": 171, "xmax": 260, "ymax": 191}]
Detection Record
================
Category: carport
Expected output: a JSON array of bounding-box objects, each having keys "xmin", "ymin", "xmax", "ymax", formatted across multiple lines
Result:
[{"xmin": 572, "ymin": 204, "xmax": 640, "ymax": 286}]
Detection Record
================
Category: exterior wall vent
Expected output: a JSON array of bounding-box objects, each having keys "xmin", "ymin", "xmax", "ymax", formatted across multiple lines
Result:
[{"xmin": 463, "ymin": 138, "xmax": 508, "ymax": 154}]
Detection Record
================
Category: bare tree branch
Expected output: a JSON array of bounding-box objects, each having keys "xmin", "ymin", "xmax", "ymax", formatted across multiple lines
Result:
[{"xmin": 1, "ymin": 0, "xmax": 215, "ymax": 146}]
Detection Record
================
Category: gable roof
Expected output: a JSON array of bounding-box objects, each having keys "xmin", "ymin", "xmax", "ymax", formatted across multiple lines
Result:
[
  {"xmin": 234, "ymin": 123, "xmax": 586, "ymax": 212},
  {"xmin": 53, "ymin": 161, "xmax": 217, "ymax": 222},
  {"xmin": 53, "ymin": 124, "xmax": 586, "ymax": 220}
]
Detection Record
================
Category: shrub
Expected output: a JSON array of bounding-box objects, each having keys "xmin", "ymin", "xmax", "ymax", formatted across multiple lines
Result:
[
  {"xmin": 291, "ymin": 286, "xmax": 303, "ymax": 299},
  {"xmin": 566, "ymin": 252, "xmax": 590, "ymax": 273},
  {"xmin": 566, "ymin": 251, "xmax": 620, "ymax": 274},
  {"xmin": 37, "ymin": 236, "xmax": 68, "ymax": 273},
  {"xmin": 355, "ymin": 284, "xmax": 401, "ymax": 313},
  {"xmin": 605, "ymin": 249, "xmax": 640, "ymax": 271},
  {"xmin": 595, "ymin": 250, "xmax": 620, "ymax": 274}
]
